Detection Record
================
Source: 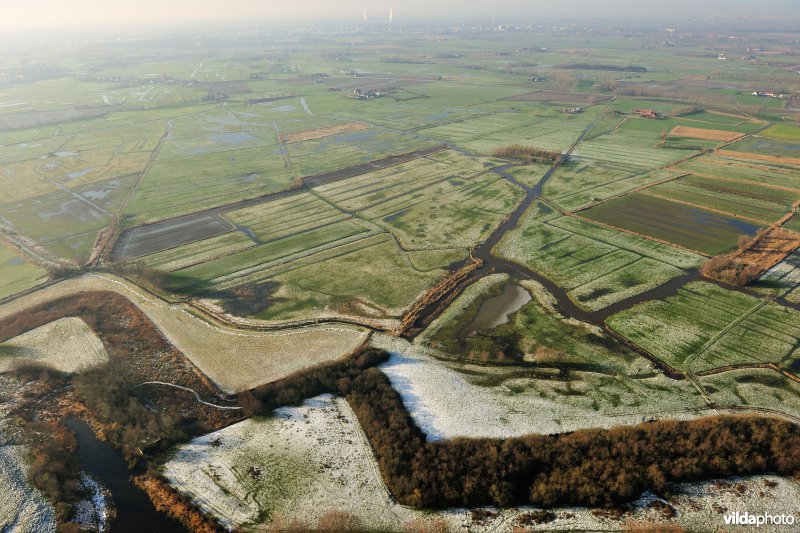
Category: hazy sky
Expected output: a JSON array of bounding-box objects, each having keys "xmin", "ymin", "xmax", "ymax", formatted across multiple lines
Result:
[{"xmin": 5, "ymin": 0, "xmax": 800, "ymax": 30}]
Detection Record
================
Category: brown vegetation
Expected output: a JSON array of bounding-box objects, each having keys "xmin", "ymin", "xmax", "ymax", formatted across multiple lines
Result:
[
  {"xmin": 701, "ymin": 227, "xmax": 800, "ymax": 286},
  {"xmin": 715, "ymin": 150, "xmax": 800, "ymax": 166},
  {"xmin": 1, "ymin": 291, "xmax": 242, "ymax": 529},
  {"xmin": 669, "ymin": 126, "xmax": 743, "ymax": 142},
  {"xmin": 316, "ymin": 510, "xmax": 365, "ymax": 532},
  {"xmin": 280, "ymin": 122, "xmax": 369, "ymax": 144},
  {"xmin": 26, "ymin": 420, "xmax": 84, "ymax": 524},
  {"xmin": 395, "ymin": 258, "xmax": 483, "ymax": 336},
  {"xmin": 493, "ymin": 144, "xmax": 562, "ymax": 163},
  {"xmin": 355, "ymin": 370, "xmax": 800, "ymax": 509},
  {"xmin": 133, "ymin": 474, "xmax": 222, "ymax": 532},
  {"xmin": 10, "ymin": 290, "xmax": 800, "ymax": 527}
]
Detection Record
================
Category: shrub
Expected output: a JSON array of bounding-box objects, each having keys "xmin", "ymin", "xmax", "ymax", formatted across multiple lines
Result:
[{"xmin": 492, "ymin": 145, "xmax": 562, "ymax": 163}]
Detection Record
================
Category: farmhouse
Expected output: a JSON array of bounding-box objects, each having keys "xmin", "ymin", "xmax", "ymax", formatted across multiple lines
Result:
[
  {"xmin": 352, "ymin": 88, "xmax": 383, "ymax": 99},
  {"xmin": 752, "ymin": 91, "xmax": 784, "ymax": 98},
  {"xmin": 634, "ymin": 108, "xmax": 660, "ymax": 119}
]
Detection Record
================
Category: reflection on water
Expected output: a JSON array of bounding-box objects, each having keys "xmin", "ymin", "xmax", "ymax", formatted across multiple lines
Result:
[
  {"xmin": 66, "ymin": 418, "xmax": 185, "ymax": 533},
  {"xmin": 463, "ymin": 283, "xmax": 531, "ymax": 337}
]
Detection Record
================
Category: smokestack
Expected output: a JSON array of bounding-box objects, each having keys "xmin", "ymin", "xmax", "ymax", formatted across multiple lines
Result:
[{"xmin": 389, "ymin": 7, "xmax": 393, "ymax": 25}]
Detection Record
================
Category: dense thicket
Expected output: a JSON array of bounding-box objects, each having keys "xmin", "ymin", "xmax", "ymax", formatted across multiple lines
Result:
[
  {"xmin": 251, "ymin": 348, "xmax": 389, "ymax": 410},
  {"xmin": 3, "ymin": 292, "xmax": 207, "ymax": 458},
  {"xmin": 344, "ymin": 369, "xmax": 800, "ymax": 509},
  {"xmin": 701, "ymin": 255, "xmax": 762, "ymax": 286},
  {"xmin": 25, "ymin": 421, "xmax": 84, "ymax": 523},
  {"xmin": 492, "ymin": 144, "xmax": 562, "ymax": 163}
]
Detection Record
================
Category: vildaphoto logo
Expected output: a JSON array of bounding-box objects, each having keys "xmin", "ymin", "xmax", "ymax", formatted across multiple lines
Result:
[{"xmin": 724, "ymin": 511, "xmax": 796, "ymax": 528}]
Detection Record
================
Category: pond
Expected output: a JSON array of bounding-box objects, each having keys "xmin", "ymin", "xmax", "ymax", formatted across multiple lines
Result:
[{"xmin": 462, "ymin": 283, "xmax": 531, "ymax": 337}]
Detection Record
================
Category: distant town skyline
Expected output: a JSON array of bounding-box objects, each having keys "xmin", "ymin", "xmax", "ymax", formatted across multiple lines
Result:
[{"xmin": 5, "ymin": 0, "xmax": 800, "ymax": 30}]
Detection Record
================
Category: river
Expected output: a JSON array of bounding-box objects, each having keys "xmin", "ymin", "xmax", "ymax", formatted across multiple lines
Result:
[{"xmin": 66, "ymin": 419, "xmax": 185, "ymax": 533}]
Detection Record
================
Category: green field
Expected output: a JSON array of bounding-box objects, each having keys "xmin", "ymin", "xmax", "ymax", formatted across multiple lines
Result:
[
  {"xmin": 607, "ymin": 282, "xmax": 800, "ymax": 373},
  {"xmin": 8, "ymin": 24, "xmax": 800, "ymax": 531},
  {"xmin": 763, "ymin": 123, "xmax": 800, "ymax": 141},
  {"xmin": 724, "ymin": 136, "xmax": 800, "ymax": 159},
  {"xmin": 0, "ymin": 245, "xmax": 48, "ymax": 299},
  {"xmin": 641, "ymin": 174, "xmax": 797, "ymax": 224},
  {"xmin": 495, "ymin": 202, "xmax": 702, "ymax": 311}
]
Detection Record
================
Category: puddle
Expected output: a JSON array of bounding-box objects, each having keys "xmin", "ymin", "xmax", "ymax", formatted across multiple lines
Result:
[
  {"xmin": 210, "ymin": 132, "xmax": 257, "ymax": 145},
  {"xmin": 82, "ymin": 189, "xmax": 110, "ymax": 201},
  {"xmin": 463, "ymin": 283, "xmax": 532, "ymax": 337},
  {"xmin": 68, "ymin": 168, "xmax": 93, "ymax": 180}
]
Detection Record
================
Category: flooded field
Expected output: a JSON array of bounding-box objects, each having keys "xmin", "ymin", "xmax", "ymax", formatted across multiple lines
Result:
[{"xmin": 111, "ymin": 146, "xmax": 445, "ymax": 260}]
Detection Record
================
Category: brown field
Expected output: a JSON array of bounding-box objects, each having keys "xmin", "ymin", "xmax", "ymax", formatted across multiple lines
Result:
[
  {"xmin": 716, "ymin": 150, "xmax": 800, "ymax": 166},
  {"xmin": 701, "ymin": 226, "xmax": 800, "ymax": 285},
  {"xmin": 280, "ymin": 122, "xmax": 370, "ymax": 144},
  {"xmin": 669, "ymin": 126, "xmax": 744, "ymax": 142},
  {"xmin": 502, "ymin": 90, "xmax": 611, "ymax": 104},
  {"xmin": 737, "ymin": 227, "xmax": 800, "ymax": 271}
]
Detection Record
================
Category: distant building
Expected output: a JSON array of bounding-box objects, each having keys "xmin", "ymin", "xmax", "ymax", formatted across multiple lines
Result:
[
  {"xmin": 634, "ymin": 109, "xmax": 660, "ymax": 119},
  {"xmin": 752, "ymin": 91, "xmax": 784, "ymax": 98},
  {"xmin": 564, "ymin": 107, "xmax": 582, "ymax": 114},
  {"xmin": 352, "ymin": 88, "xmax": 383, "ymax": 99}
]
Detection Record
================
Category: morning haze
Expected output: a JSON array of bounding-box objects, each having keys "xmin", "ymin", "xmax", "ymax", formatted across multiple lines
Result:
[{"xmin": 5, "ymin": 0, "xmax": 800, "ymax": 30}]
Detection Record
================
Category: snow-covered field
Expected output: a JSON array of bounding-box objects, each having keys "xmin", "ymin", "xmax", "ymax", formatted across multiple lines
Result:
[
  {"xmin": 0, "ymin": 445, "xmax": 56, "ymax": 532},
  {"xmin": 373, "ymin": 334, "xmax": 706, "ymax": 440},
  {"xmin": 162, "ymin": 394, "xmax": 421, "ymax": 531},
  {"xmin": 0, "ymin": 274, "xmax": 369, "ymax": 392},
  {"xmin": 0, "ymin": 317, "xmax": 108, "ymax": 374}
]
